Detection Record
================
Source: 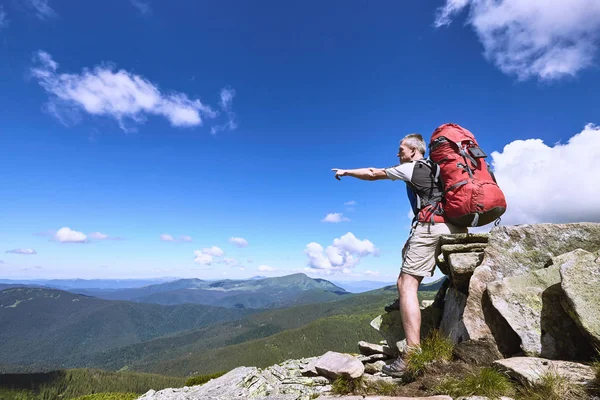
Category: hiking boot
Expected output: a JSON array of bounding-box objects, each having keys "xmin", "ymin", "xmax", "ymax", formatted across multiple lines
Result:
[
  {"xmin": 381, "ymin": 356, "xmax": 407, "ymax": 378},
  {"xmin": 384, "ymin": 298, "xmax": 399, "ymax": 312}
]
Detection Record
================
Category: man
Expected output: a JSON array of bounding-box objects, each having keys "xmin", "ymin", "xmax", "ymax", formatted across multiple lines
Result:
[{"xmin": 332, "ymin": 133, "xmax": 466, "ymax": 377}]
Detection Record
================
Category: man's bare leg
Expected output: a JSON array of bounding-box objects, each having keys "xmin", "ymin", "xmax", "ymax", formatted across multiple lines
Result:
[{"xmin": 397, "ymin": 272, "xmax": 424, "ymax": 348}]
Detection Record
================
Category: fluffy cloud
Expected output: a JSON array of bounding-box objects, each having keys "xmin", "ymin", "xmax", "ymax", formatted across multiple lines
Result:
[
  {"xmin": 30, "ymin": 51, "xmax": 220, "ymax": 131},
  {"xmin": 434, "ymin": 0, "xmax": 600, "ymax": 80},
  {"xmin": 193, "ymin": 246, "xmax": 225, "ymax": 265},
  {"xmin": 211, "ymin": 87, "xmax": 238, "ymax": 134},
  {"xmin": 88, "ymin": 232, "xmax": 109, "ymax": 240},
  {"xmin": 229, "ymin": 237, "xmax": 248, "ymax": 247},
  {"xmin": 55, "ymin": 227, "xmax": 87, "ymax": 243},
  {"xmin": 27, "ymin": 0, "xmax": 57, "ymax": 20},
  {"xmin": 258, "ymin": 265, "xmax": 276, "ymax": 272},
  {"xmin": 304, "ymin": 232, "xmax": 378, "ymax": 273},
  {"xmin": 322, "ymin": 213, "xmax": 350, "ymax": 223},
  {"xmin": 5, "ymin": 249, "xmax": 37, "ymax": 255},
  {"xmin": 160, "ymin": 234, "xmax": 174, "ymax": 242},
  {"xmin": 0, "ymin": 6, "xmax": 7, "ymax": 29},
  {"xmin": 491, "ymin": 124, "xmax": 600, "ymax": 225},
  {"xmin": 344, "ymin": 200, "xmax": 357, "ymax": 206}
]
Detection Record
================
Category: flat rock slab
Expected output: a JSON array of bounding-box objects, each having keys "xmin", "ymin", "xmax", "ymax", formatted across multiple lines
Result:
[
  {"xmin": 319, "ymin": 396, "xmax": 452, "ymax": 400},
  {"xmin": 442, "ymin": 243, "xmax": 487, "ymax": 258},
  {"xmin": 559, "ymin": 249, "xmax": 600, "ymax": 347},
  {"xmin": 314, "ymin": 351, "xmax": 365, "ymax": 379},
  {"xmin": 487, "ymin": 259, "xmax": 592, "ymax": 360},
  {"xmin": 493, "ymin": 357, "xmax": 595, "ymax": 386},
  {"xmin": 463, "ymin": 223, "xmax": 600, "ymax": 355},
  {"xmin": 441, "ymin": 233, "xmax": 489, "ymax": 245},
  {"xmin": 457, "ymin": 397, "xmax": 514, "ymax": 400},
  {"xmin": 358, "ymin": 341, "xmax": 396, "ymax": 356}
]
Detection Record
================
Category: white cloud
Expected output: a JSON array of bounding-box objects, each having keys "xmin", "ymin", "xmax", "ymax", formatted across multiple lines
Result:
[
  {"xmin": 491, "ymin": 123, "xmax": 600, "ymax": 225},
  {"xmin": 322, "ymin": 213, "xmax": 350, "ymax": 223},
  {"xmin": 258, "ymin": 265, "xmax": 276, "ymax": 272},
  {"xmin": 55, "ymin": 227, "xmax": 87, "ymax": 243},
  {"xmin": 160, "ymin": 234, "xmax": 174, "ymax": 242},
  {"xmin": 5, "ymin": 249, "xmax": 37, "ymax": 255},
  {"xmin": 193, "ymin": 246, "xmax": 225, "ymax": 265},
  {"xmin": 210, "ymin": 87, "xmax": 238, "ymax": 135},
  {"xmin": 180, "ymin": 235, "xmax": 193, "ymax": 242},
  {"xmin": 27, "ymin": 0, "xmax": 57, "ymax": 20},
  {"xmin": 344, "ymin": 200, "xmax": 357, "ymax": 206},
  {"xmin": 304, "ymin": 232, "xmax": 378, "ymax": 273},
  {"xmin": 30, "ymin": 51, "xmax": 219, "ymax": 131},
  {"xmin": 222, "ymin": 257, "xmax": 237, "ymax": 266},
  {"xmin": 0, "ymin": 6, "xmax": 7, "ymax": 29},
  {"xmin": 130, "ymin": 0, "xmax": 151, "ymax": 14},
  {"xmin": 88, "ymin": 232, "xmax": 109, "ymax": 240},
  {"xmin": 434, "ymin": 0, "xmax": 600, "ymax": 80},
  {"xmin": 229, "ymin": 237, "xmax": 248, "ymax": 247}
]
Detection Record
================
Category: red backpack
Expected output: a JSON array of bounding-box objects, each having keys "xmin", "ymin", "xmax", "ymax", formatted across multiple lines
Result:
[{"xmin": 429, "ymin": 123, "xmax": 507, "ymax": 227}]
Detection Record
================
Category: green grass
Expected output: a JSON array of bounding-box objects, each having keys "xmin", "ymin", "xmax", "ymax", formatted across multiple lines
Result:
[
  {"xmin": 184, "ymin": 371, "xmax": 227, "ymax": 387},
  {"xmin": 515, "ymin": 371, "xmax": 588, "ymax": 400},
  {"xmin": 404, "ymin": 329, "xmax": 454, "ymax": 379},
  {"xmin": 434, "ymin": 367, "xmax": 514, "ymax": 399},
  {"xmin": 331, "ymin": 376, "xmax": 367, "ymax": 395},
  {"xmin": 71, "ymin": 393, "xmax": 139, "ymax": 400}
]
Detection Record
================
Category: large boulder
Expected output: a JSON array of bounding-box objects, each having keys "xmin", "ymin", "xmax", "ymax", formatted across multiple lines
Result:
[
  {"xmin": 463, "ymin": 223, "xmax": 600, "ymax": 355},
  {"xmin": 559, "ymin": 249, "xmax": 600, "ymax": 347},
  {"xmin": 493, "ymin": 357, "xmax": 596, "ymax": 386},
  {"xmin": 439, "ymin": 288, "xmax": 469, "ymax": 344},
  {"xmin": 486, "ymin": 257, "xmax": 592, "ymax": 360},
  {"xmin": 313, "ymin": 351, "xmax": 364, "ymax": 379}
]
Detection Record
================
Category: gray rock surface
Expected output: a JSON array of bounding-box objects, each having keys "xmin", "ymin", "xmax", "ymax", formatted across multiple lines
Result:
[
  {"xmin": 463, "ymin": 223, "xmax": 600, "ymax": 355},
  {"xmin": 448, "ymin": 252, "xmax": 483, "ymax": 293},
  {"xmin": 493, "ymin": 357, "xmax": 595, "ymax": 386},
  {"xmin": 441, "ymin": 233, "xmax": 489, "ymax": 245},
  {"xmin": 363, "ymin": 360, "xmax": 386, "ymax": 374},
  {"xmin": 559, "ymin": 249, "xmax": 600, "ymax": 347},
  {"xmin": 487, "ymin": 259, "xmax": 591, "ymax": 360},
  {"xmin": 313, "ymin": 351, "xmax": 364, "ymax": 379},
  {"xmin": 439, "ymin": 288, "xmax": 468, "ymax": 344},
  {"xmin": 139, "ymin": 360, "xmax": 332, "ymax": 400},
  {"xmin": 319, "ymin": 397, "xmax": 452, "ymax": 400}
]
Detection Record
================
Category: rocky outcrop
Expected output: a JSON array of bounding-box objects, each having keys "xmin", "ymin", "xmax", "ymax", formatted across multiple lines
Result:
[
  {"xmin": 559, "ymin": 248, "xmax": 600, "ymax": 347},
  {"xmin": 463, "ymin": 223, "xmax": 600, "ymax": 355},
  {"xmin": 493, "ymin": 357, "xmax": 596, "ymax": 386},
  {"xmin": 370, "ymin": 306, "xmax": 442, "ymax": 352},
  {"xmin": 313, "ymin": 351, "xmax": 364, "ymax": 379},
  {"xmin": 438, "ymin": 288, "xmax": 468, "ymax": 344},
  {"xmin": 486, "ymin": 257, "xmax": 592, "ymax": 360}
]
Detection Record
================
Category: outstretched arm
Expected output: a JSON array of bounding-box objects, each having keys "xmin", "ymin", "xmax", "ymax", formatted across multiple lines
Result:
[{"xmin": 332, "ymin": 168, "xmax": 389, "ymax": 181}]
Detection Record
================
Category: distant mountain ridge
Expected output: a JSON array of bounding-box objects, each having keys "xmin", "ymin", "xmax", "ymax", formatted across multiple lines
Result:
[{"xmin": 67, "ymin": 273, "xmax": 350, "ymax": 309}]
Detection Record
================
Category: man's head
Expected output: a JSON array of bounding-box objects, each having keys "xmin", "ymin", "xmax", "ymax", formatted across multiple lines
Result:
[{"xmin": 398, "ymin": 133, "xmax": 426, "ymax": 164}]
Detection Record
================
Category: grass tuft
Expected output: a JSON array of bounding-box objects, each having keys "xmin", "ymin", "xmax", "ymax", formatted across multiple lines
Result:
[
  {"xmin": 405, "ymin": 329, "xmax": 454, "ymax": 379},
  {"xmin": 331, "ymin": 375, "xmax": 366, "ymax": 395},
  {"xmin": 516, "ymin": 371, "xmax": 587, "ymax": 400},
  {"xmin": 434, "ymin": 367, "xmax": 513, "ymax": 399}
]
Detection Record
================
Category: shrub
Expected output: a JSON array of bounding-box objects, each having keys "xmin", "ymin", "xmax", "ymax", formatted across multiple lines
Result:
[
  {"xmin": 184, "ymin": 371, "xmax": 227, "ymax": 387},
  {"xmin": 516, "ymin": 371, "xmax": 587, "ymax": 400},
  {"xmin": 434, "ymin": 367, "xmax": 513, "ymax": 399},
  {"xmin": 405, "ymin": 329, "xmax": 454, "ymax": 379}
]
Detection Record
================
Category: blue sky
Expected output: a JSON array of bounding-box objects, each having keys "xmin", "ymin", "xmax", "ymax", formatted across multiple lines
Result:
[{"xmin": 1, "ymin": 0, "xmax": 599, "ymax": 281}]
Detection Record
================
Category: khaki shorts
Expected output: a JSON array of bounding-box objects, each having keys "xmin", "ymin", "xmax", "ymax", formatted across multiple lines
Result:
[{"xmin": 401, "ymin": 222, "xmax": 467, "ymax": 277}]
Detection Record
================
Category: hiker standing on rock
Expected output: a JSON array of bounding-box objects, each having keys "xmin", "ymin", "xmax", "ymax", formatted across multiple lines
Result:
[{"xmin": 332, "ymin": 133, "xmax": 467, "ymax": 378}]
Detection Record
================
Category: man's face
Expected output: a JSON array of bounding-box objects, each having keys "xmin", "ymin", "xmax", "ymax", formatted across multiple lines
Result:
[{"xmin": 397, "ymin": 141, "xmax": 413, "ymax": 164}]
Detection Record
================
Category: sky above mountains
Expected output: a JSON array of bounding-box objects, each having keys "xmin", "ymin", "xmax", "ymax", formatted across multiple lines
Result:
[{"xmin": 1, "ymin": 0, "xmax": 599, "ymax": 281}]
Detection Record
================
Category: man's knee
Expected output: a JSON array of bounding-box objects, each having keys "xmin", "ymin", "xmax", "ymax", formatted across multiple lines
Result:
[{"xmin": 398, "ymin": 272, "xmax": 422, "ymax": 295}]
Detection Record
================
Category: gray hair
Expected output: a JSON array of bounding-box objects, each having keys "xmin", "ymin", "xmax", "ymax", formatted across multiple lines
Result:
[{"xmin": 401, "ymin": 133, "xmax": 426, "ymax": 155}]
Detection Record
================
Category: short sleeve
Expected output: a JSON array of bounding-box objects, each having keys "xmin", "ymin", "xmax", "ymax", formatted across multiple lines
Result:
[{"xmin": 384, "ymin": 162, "xmax": 414, "ymax": 182}]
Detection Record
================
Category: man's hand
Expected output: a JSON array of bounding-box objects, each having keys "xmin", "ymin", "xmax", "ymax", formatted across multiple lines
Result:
[{"xmin": 332, "ymin": 168, "xmax": 347, "ymax": 180}]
